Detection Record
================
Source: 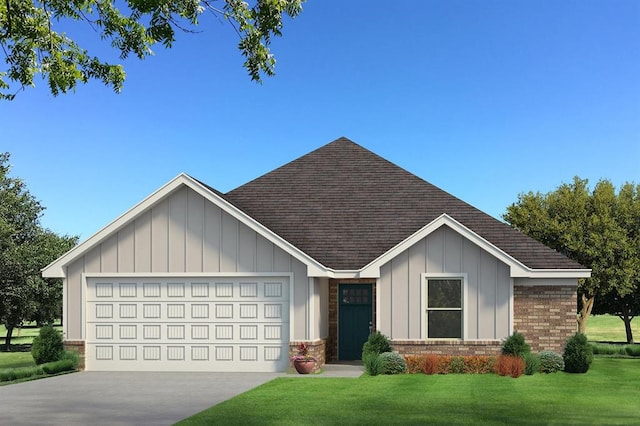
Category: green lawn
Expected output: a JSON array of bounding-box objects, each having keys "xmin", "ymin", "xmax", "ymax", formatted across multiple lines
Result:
[
  {"xmin": 585, "ymin": 314, "xmax": 639, "ymax": 343},
  {"xmin": 0, "ymin": 351, "xmax": 35, "ymax": 370},
  {"xmin": 177, "ymin": 358, "xmax": 640, "ymax": 425}
]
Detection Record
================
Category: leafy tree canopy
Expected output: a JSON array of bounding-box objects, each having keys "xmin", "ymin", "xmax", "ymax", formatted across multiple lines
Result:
[
  {"xmin": 503, "ymin": 177, "xmax": 640, "ymax": 337},
  {"xmin": 0, "ymin": 0, "xmax": 304, "ymax": 100},
  {"xmin": 0, "ymin": 152, "xmax": 78, "ymax": 350}
]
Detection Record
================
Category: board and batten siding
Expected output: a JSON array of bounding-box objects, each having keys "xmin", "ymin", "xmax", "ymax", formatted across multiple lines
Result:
[
  {"xmin": 378, "ymin": 225, "xmax": 511, "ymax": 340},
  {"xmin": 63, "ymin": 186, "xmax": 310, "ymax": 341}
]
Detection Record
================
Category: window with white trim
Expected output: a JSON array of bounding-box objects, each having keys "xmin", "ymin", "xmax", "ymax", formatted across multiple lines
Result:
[{"xmin": 426, "ymin": 278, "xmax": 463, "ymax": 339}]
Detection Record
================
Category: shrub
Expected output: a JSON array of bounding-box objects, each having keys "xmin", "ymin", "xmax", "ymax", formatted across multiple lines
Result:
[
  {"xmin": 463, "ymin": 356, "xmax": 495, "ymax": 374},
  {"xmin": 563, "ymin": 333, "xmax": 593, "ymax": 373},
  {"xmin": 379, "ymin": 352, "xmax": 407, "ymax": 374},
  {"xmin": 501, "ymin": 332, "xmax": 530, "ymax": 358},
  {"xmin": 524, "ymin": 353, "xmax": 539, "ymax": 375},
  {"xmin": 449, "ymin": 356, "xmax": 465, "ymax": 374},
  {"xmin": 31, "ymin": 325, "xmax": 64, "ymax": 365},
  {"xmin": 537, "ymin": 351, "xmax": 564, "ymax": 373},
  {"xmin": 61, "ymin": 350, "xmax": 80, "ymax": 368},
  {"xmin": 42, "ymin": 359, "xmax": 77, "ymax": 375},
  {"xmin": 404, "ymin": 355, "xmax": 424, "ymax": 374},
  {"xmin": 363, "ymin": 353, "xmax": 383, "ymax": 376},
  {"xmin": 0, "ymin": 369, "xmax": 17, "ymax": 382},
  {"xmin": 494, "ymin": 355, "xmax": 525, "ymax": 378},
  {"xmin": 625, "ymin": 345, "xmax": 640, "ymax": 357},
  {"xmin": 362, "ymin": 332, "xmax": 392, "ymax": 359},
  {"xmin": 421, "ymin": 354, "xmax": 441, "ymax": 375}
]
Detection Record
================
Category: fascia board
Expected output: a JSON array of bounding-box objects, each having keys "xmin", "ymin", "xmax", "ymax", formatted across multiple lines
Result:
[
  {"xmin": 359, "ymin": 213, "xmax": 591, "ymax": 280},
  {"xmin": 42, "ymin": 173, "xmax": 328, "ymax": 278}
]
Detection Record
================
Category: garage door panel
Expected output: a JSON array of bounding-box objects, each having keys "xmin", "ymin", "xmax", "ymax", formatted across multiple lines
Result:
[{"xmin": 85, "ymin": 277, "xmax": 290, "ymax": 372}]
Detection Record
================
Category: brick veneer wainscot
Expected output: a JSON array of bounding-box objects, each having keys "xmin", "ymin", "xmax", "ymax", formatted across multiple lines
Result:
[
  {"xmin": 513, "ymin": 285, "xmax": 577, "ymax": 353},
  {"xmin": 64, "ymin": 340, "xmax": 86, "ymax": 370},
  {"xmin": 289, "ymin": 339, "xmax": 326, "ymax": 372}
]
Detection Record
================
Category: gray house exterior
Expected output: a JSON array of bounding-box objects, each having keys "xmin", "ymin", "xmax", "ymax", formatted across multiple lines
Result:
[{"xmin": 43, "ymin": 138, "xmax": 590, "ymax": 372}]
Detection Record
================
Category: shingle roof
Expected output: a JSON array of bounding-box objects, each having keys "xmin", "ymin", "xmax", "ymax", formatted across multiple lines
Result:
[{"xmin": 224, "ymin": 137, "xmax": 584, "ymax": 271}]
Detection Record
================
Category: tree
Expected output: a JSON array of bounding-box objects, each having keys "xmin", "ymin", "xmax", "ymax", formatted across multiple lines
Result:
[
  {"xmin": 0, "ymin": 0, "xmax": 304, "ymax": 100},
  {"xmin": 0, "ymin": 153, "xmax": 78, "ymax": 350},
  {"xmin": 503, "ymin": 177, "xmax": 640, "ymax": 338}
]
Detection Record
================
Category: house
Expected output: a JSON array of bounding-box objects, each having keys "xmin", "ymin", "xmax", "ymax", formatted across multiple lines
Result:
[{"xmin": 42, "ymin": 138, "xmax": 590, "ymax": 372}]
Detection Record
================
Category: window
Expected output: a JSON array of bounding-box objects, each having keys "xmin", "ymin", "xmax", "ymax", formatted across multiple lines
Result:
[{"xmin": 426, "ymin": 278, "xmax": 463, "ymax": 339}]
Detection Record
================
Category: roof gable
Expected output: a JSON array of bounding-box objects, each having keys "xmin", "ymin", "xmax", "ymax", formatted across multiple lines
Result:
[
  {"xmin": 225, "ymin": 137, "xmax": 586, "ymax": 272},
  {"xmin": 42, "ymin": 174, "xmax": 326, "ymax": 278}
]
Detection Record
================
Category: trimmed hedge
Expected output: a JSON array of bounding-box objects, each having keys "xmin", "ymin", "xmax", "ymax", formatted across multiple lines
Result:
[
  {"xmin": 404, "ymin": 355, "xmax": 495, "ymax": 375},
  {"xmin": 31, "ymin": 325, "xmax": 64, "ymax": 365},
  {"xmin": 0, "ymin": 351, "xmax": 79, "ymax": 383}
]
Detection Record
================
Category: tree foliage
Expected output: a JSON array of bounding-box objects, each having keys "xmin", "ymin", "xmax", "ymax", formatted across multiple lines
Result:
[
  {"xmin": 0, "ymin": 152, "xmax": 78, "ymax": 350},
  {"xmin": 0, "ymin": 0, "xmax": 304, "ymax": 100},
  {"xmin": 503, "ymin": 177, "xmax": 640, "ymax": 339}
]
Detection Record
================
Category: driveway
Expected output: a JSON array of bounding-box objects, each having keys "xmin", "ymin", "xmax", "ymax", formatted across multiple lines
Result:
[{"xmin": 0, "ymin": 371, "xmax": 280, "ymax": 425}]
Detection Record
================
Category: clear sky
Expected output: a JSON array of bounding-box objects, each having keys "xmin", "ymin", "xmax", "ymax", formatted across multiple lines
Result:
[{"xmin": 2, "ymin": 0, "xmax": 639, "ymax": 241}]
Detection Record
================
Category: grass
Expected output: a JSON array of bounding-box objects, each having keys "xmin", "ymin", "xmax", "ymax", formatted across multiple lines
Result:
[
  {"xmin": 585, "ymin": 314, "xmax": 639, "ymax": 343},
  {"xmin": 0, "ymin": 351, "xmax": 35, "ymax": 370},
  {"xmin": 178, "ymin": 358, "xmax": 640, "ymax": 425}
]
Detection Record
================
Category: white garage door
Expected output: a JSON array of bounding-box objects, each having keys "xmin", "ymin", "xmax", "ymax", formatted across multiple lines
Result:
[{"xmin": 85, "ymin": 277, "xmax": 290, "ymax": 372}]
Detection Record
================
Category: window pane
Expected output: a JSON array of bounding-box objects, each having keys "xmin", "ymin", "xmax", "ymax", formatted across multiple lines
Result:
[
  {"xmin": 428, "ymin": 310, "xmax": 462, "ymax": 338},
  {"xmin": 428, "ymin": 280, "xmax": 461, "ymax": 308}
]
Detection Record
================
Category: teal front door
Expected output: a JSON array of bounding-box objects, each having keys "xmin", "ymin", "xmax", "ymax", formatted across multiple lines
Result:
[{"xmin": 338, "ymin": 284, "xmax": 373, "ymax": 360}]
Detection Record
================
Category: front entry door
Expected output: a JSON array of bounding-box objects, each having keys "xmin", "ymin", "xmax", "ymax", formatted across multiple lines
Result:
[{"xmin": 338, "ymin": 284, "xmax": 373, "ymax": 360}]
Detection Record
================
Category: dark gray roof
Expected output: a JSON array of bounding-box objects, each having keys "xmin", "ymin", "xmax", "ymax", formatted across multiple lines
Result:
[{"xmin": 223, "ymin": 137, "xmax": 584, "ymax": 270}]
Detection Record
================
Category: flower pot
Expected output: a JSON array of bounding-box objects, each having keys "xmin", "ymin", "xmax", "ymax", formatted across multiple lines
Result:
[{"xmin": 293, "ymin": 359, "xmax": 315, "ymax": 374}]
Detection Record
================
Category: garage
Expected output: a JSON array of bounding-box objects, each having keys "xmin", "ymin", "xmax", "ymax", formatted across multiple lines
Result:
[{"xmin": 85, "ymin": 277, "xmax": 290, "ymax": 372}]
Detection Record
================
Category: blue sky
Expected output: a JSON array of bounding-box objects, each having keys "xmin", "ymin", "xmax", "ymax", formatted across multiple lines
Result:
[{"xmin": 2, "ymin": 0, "xmax": 639, "ymax": 241}]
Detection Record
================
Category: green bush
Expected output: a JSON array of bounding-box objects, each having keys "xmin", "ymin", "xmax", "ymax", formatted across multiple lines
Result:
[
  {"xmin": 379, "ymin": 352, "xmax": 407, "ymax": 375},
  {"xmin": 42, "ymin": 359, "xmax": 76, "ymax": 375},
  {"xmin": 501, "ymin": 332, "xmax": 530, "ymax": 358},
  {"xmin": 538, "ymin": 351, "xmax": 564, "ymax": 373},
  {"xmin": 524, "ymin": 353, "xmax": 539, "ymax": 375},
  {"xmin": 363, "ymin": 353, "xmax": 384, "ymax": 376},
  {"xmin": 362, "ymin": 332, "xmax": 392, "ymax": 359},
  {"xmin": 563, "ymin": 333, "xmax": 593, "ymax": 373},
  {"xmin": 449, "ymin": 356, "xmax": 466, "ymax": 374},
  {"xmin": 0, "ymin": 369, "xmax": 17, "ymax": 382},
  {"xmin": 61, "ymin": 350, "xmax": 80, "ymax": 367},
  {"xmin": 31, "ymin": 325, "xmax": 64, "ymax": 365},
  {"xmin": 624, "ymin": 345, "xmax": 640, "ymax": 357}
]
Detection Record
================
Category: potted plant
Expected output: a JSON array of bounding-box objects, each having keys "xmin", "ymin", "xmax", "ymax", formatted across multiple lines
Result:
[{"xmin": 291, "ymin": 342, "xmax": 316, "ymax": 374}]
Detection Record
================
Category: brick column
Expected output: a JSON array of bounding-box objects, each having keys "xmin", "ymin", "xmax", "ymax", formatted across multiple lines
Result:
[{"xmin": 513, "ymin": 285, "xmax": 577, "ymax": 353}]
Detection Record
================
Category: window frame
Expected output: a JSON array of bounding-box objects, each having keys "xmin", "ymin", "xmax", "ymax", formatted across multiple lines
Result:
[{"xmin": 421, "ymin": 273, "xmax": 467, "ymax": 340}]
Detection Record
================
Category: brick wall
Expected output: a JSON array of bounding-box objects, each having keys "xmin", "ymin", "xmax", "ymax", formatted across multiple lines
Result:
[
  {"xmin": 513, "ymin": 285, "xmax": 577, "ymax": 353},
  {"xmin": 64, "ymin": 340, "xmax": 86, "ymax": 370},
  {"xmin": 393, "ymin": 340, "xmax": 502, "ymax": 356}
]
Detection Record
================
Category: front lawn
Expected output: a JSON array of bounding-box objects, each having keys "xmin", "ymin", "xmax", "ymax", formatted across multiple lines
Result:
[
  {"xmin": 585, "ymin": 314, "xmax": 639, "ymax": 343},
  {"xmin": 0, "ymin": 351, "xmax": 35, "ymax": 370},
  {"xmin": 178, "ymin": 358, "xmax": 640, "ymax": 425}
]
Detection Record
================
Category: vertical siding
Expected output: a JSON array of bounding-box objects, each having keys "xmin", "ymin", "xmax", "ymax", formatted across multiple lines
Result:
[
  {"xmin": 186, "ymin": 190, "xmax": 204, "ymax": 272},
  {"xmin": 117, "ymin": 222, "xmax": 135, "ymax": 273},
  {"xmin": 151, "ymin": 199, "xmax": 169, "ymax": 272},
  {"xmin": 134, "ymin": 211, "xmax": 152, "ymax": 272},
  {"xmin": 202, "ymin": 202, "xmax": 221, "ymax": 271},
  {"xmin": 390, "ymin": 251, "xmax": 409, "ymax": 338},
  {"xmin": 65, "ymin": 185, "xmax": 313, "ymax": 342},
  {"xmin": 380, "ymin": 225, "xmax": 511, "ymax": 341},
  {"xmin": 407, "ymin": 240, "xmax": 426, "ymax": 339},
  {"xmin": 168, "ymin": 187, "xmax": 187, "ymax": 272},
  {"xmin": 220, "ymin": 211, "xmax": 238, "ymax": 271}
]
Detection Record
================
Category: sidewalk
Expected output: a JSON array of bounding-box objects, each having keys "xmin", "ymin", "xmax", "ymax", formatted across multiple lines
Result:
[{"xmin": 291, "ymin": 362, "xmax": 364, "ymax": 378}]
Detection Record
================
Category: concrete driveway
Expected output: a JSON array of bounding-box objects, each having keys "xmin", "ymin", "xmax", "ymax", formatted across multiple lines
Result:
[{"xmin": 0, "ymin": 371, "xmax": 280, "ymax": 425}]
